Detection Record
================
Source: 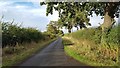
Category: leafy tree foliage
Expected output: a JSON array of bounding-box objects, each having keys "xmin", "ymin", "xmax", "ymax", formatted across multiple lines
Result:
[
  {"xmin": 40, "ymin": 2, "xmax": 91, "ymax": 33},
  {"xmin": 46, "ymin": 21, "xmax": 64, "ymax": 38},
  {"xmin": 1, "ymin": 21, "xmax": 44, "ymax": 47},
  {"xmin": 40, "ymin": 2, "xmax": 119, "ymax": 29}
]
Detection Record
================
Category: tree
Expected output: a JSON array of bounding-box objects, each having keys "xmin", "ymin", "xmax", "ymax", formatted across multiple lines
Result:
[
  {"xmin": 47, "ymin": 21, "xmax": 57, "ymax": 36},
  {"xmin": 40, "ymin": 2, "xmax": 91, "ymax": 33},
  {"xmin": 46, "ymin": 21, "xmax": 64, "ymax": 38},
  {"xmin": 85, "ymin": 2, "xmax": 120, "ymax": 45},
  {"xmin": 40, "ymin": 2, "xmax": 120, "ymax": 45}
]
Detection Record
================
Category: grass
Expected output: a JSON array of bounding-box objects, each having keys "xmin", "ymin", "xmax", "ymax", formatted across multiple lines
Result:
[
  {"xmin": 62, "ymin": 26, "xmax": 119, "ymax": 66},
  {"xmin": 64, "ymin": 44, "xmax": 103, "ymax": 66},
  {"xmin": 2, "ymin": 38, "xmax": 56, "ymax": 67},
  {"xmin": 63, "ymin": 38, "xmax": 118, "ymax": 66}
]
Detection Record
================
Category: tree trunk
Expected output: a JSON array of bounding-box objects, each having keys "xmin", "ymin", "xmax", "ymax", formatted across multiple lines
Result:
[
  {"xmin": 101, "ymin": 3, "xmax": 119, "ymax": 46},
  {"xmin": 68, "ymin": 23, "xmax": 72, "ymax": 33},
  {"xmin": 68, "ymin": 29, "xmax": 71, "ymax": 33},
  {"xmin": 101, "ymin": 12, "xmax": 113, "ymax": 46},
  {"xmin": 76, "ymin": 26, "xmax": 79, "ymax": 30}
]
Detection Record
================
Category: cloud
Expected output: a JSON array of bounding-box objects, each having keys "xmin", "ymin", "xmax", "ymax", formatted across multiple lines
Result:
[
  {"xmin": 0, "ymin": 0, "xmax": 59, "ymax": 32},
  {"xmin": 47, "ymin": 10, "xmax": 59, "ymax": 21},
  {"xmin": 1, "ymin": 0, "xmax": 40, "ymax": 2}
]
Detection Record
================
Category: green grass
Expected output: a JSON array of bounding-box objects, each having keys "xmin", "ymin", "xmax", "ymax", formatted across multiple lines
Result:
[
  {"xmin": 62, "ymin": 25, "xmax": 119, "ymax": 66},
  {"xmin": 2, "ymin": 38, "xmax": 56, "ymax": 67},
  {"xmin": 64, "ymin": 45, "xmax": 104, "ymax": 66},
  {"xmin": 63, "ymin": 38, "xmax": 118, "ymax": 66}
]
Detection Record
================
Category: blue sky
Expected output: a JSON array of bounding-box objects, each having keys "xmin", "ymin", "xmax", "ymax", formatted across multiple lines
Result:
[{"xmin": 0, "ymin": 0, "xmax": 119, "ymax": 33}]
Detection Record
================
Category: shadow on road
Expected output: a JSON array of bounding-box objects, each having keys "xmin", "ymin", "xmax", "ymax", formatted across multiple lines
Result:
[{"xmin": 62, "ymin": 39, "xmax": 74, "ymax": 46}]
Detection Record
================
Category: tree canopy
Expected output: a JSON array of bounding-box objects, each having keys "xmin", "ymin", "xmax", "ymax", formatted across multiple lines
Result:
[
  {"xmin": 40, "ymin": 2, "xmax": 120, "ymax": 33},
  {"xmin": 40, "ymin": 2, "xmax": 92, "ymax": 33},
  {"xmin": 46, "ymin": 21, "xmax": 64, "ymax": 38}
]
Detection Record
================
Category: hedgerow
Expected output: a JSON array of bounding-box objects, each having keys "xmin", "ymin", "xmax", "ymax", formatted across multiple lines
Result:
[{"xmin": 1, "ymin": 21, "xmax": 45, "ymax": 47}]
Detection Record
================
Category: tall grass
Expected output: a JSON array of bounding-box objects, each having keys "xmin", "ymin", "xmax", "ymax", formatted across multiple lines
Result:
[
  {"xmin": 63, "ymin": 25, "xmax": 119, "ymax": 66},
  {"xmin": 2, "ymin": 39, "xmax": 56, "ymax": 67}
]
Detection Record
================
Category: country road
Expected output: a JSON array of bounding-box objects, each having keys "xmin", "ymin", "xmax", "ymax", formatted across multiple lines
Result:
[{"xmin": 18, "ymin": 38, "xmax": 89, "ymax": 67}]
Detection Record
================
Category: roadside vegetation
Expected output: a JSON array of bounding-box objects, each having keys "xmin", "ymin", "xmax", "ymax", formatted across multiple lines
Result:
[
  {"xmin": 62, "ymin": 25, "xmax": 119, "ymax": 66},
  {"xmin": 3, "ymin": 39, "xmax": 56, "ymax": 67},
  {"xmin": 1, "ymin": 18, "xmax": 62, "ymax": 67},
  {"xmin": 1, "ymin": 1, "xmax": 120, "ymax": 67},
  {"xmin": 41, "ymin": 2, "xmax": 119, "ymax": 66}
]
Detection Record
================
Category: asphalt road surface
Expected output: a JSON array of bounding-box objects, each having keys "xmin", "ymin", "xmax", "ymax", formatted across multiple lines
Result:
[{"xmin": 19, "ymin": 38, "xmax": 88, "ymax": 66}]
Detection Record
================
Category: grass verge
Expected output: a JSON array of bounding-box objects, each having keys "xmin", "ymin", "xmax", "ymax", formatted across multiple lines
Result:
[
  {"xmin": 62, "ymin": 26, "xmax": 119, "ymax": 66},
  {"xmin": 62, "ymin": 37, "xmax": 118, "ymax": 66},
  {"xmin": 2, "ymin": 38, "xmax": 56, "ymax": 67}
]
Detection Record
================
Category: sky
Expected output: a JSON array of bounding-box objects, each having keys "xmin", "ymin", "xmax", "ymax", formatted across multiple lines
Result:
[
  {"xmin": 0, "ymin": 0, "xmax": 119, "ymax": 33},
  {"xmin": 0, "ymin": 0, "xmax": 59, "ymax": 32}
]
